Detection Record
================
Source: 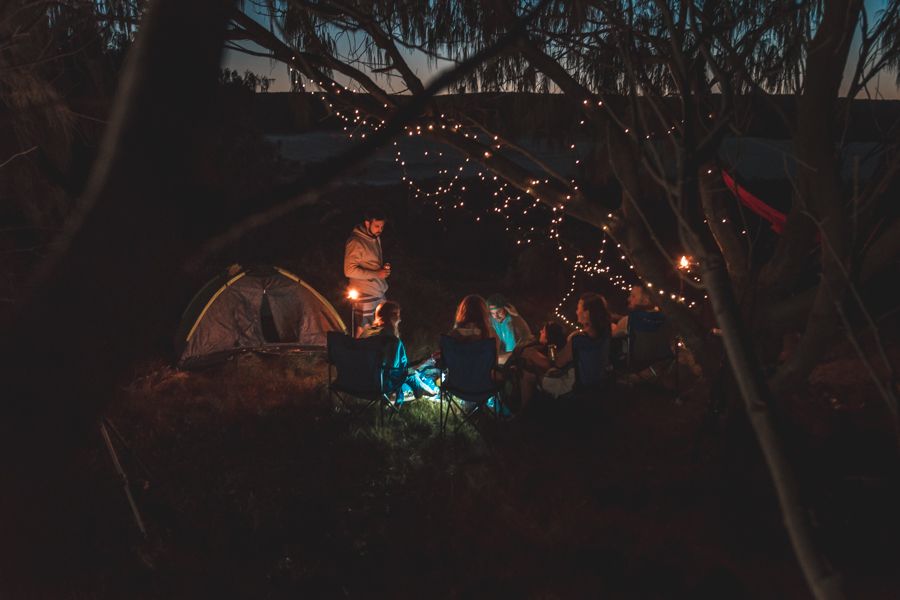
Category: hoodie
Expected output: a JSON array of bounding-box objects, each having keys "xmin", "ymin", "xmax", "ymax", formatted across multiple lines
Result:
[{"xmin": 344, "ymin": 224, "xmax": 388, "ymax": 305}]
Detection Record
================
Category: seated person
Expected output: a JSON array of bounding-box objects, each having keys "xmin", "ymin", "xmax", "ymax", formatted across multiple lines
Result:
[
  {"xmin": 610, "ymin": 284, "xmax": 659, "ymax": 367},
  {"xmin": 517, "ymin": 321, "xmax": 568, "ymax": 408},
  {"xmin": 611, "ymin": 284, "xmax": 658, "ymax": 338},
  {"xmin": 446, "ymin": 294, "xmax": 502, "ymax": 356},
  {"xmin": 542, "ymin": 292, "xmax": 612, "ymax": 398},
  {"xmin": 443, "ymin": 294, "xmax": 508, "ymax": 414},
  {"xmin": 486, "ymin": 293, "xmax": 533, "ymax": 361},
  {"xmin": 361, "ymin": 300, "xmax": 437, "ymax": 402},
  {"xmin": 519, "ymin": 321, "xmax": 568, "ymax": 376}
]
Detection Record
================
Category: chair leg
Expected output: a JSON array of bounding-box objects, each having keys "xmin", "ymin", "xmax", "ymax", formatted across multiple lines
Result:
[
  {"xmin": 440, "ymin": 390, "xmax": 450, "ymax": 435},
  {"xmin": 439, "ymin": 390, "xmax": 444, "ymax": 435},
  {"xmin": 454, "ymin": 401, "xmax": 482, "ymax": 434},
  {"xmin": 331, "ymin": 389, "xmax": 351, "ymax": 413},
  {"xmin": 446, "ymin": 393, "xmax": 460, "ymax": 432}
]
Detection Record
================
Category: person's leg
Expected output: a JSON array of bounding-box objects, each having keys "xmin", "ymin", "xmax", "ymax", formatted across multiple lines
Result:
[
  {"xmin": 408, "ymin": 371, "xmax": 438, "ymax": 397},
  {"xmin": 352, "ymin": 306, "xmax": 368, "ymax": 337},
  {"xmin": 353, "ymin": 297, "xmax": 381, "ymax": 337},
  {"xmin": 398, "ymin": 382, "xmax": 414, "ymax": 404}
]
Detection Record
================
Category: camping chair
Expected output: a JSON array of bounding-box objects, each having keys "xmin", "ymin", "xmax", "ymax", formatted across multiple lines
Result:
[
  {"xmin": 572, "ymin": 334, "xmax": 612, "ymax": 395},
  {"xmin": 438, "ymin": 335, "xmax": 503, "ymax": 435},
  {"xmin": 326, "ymin": 331, "xmax": 399, "ymax": 426},
  {"xmin": 625, "ymin": 311, "xmax": 677, "ymax": 388}
]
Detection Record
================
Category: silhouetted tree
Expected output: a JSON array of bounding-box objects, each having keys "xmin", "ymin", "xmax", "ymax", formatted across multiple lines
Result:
[{"xmin": 224, "ymin": 2, "xmax": 900, "ymax": 596}]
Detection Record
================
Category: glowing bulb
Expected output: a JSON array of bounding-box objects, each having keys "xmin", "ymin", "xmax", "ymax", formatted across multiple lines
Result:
[{"xmin": 347, "ymin": 288, "xmax": 360, "ymax": 301}]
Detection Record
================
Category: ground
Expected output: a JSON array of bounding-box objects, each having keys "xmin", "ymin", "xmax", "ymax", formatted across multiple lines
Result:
[
  {"xmin": 6, "ymin": 190, "xmax": 896, "ymax": 599},
  {"xmin": 21, "ymin": 343, "xmax": 898, "ymax": 599},
  {"xmin": 3, "ymin": 154, "xmax": 896, "ymax": 597}
]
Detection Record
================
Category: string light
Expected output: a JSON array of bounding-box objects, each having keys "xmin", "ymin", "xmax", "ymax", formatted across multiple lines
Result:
[{"xmin": 319, "ymin": 90, "xmax": 718, "ymax": 317}]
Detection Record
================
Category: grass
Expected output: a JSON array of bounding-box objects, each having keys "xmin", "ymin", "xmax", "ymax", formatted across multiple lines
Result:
[
  {"xmin": 14, "ymin": 341, "xmax": 894, "ymax": 599},
  {"xmin": 57, "ymin": 352, "xmax": 807, "ymax": 600},
  {"xmin": 32, "ymin": 206, "xmax": 898, "ymax": 599}
]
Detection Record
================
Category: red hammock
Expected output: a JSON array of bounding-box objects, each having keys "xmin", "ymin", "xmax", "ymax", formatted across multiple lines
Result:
[{"xmin": 721, "ymin": 169, "xmax": 786, "ymax": 234}]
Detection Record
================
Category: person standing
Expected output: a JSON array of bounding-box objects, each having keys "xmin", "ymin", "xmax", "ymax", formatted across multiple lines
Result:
[{"xmin": 344, "ymin": 208, "xmax": 391, "ymax": 337}]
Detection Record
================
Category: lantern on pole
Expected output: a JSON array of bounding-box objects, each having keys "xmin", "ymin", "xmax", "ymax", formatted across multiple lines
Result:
[
  {"xmin": 347, "ymin": 288, "xmax": 360, "ymax": 336},
  {"xmin": 677, "ymin": 255, "xmax": 693, "ymax": 299}
]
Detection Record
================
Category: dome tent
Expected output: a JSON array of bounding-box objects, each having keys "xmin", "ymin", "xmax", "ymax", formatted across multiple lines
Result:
[{"xmin": 176, "ymin": 265, "xmax": 346, "ymax": 368}]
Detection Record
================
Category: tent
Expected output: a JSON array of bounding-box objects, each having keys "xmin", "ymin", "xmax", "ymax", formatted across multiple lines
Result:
[{"xmin": 176, "ymin": 265, "xmax": 346, "ymax": 368}]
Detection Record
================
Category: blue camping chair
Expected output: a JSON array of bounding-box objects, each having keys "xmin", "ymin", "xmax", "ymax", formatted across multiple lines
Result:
[
  {"xmin": 572, "ymin": 334, "xmax": 612, "ymax": 393},
  {"xmin": 438, "ymin": 335, "xmax": 503, "ymax": 434},
  {"xmin": 326, "ymin": 331, "xmax": 399, "ymax": 426},
  {"xmin": 626, "ymin": 311, "xmax": 677, "ymax": 387}
]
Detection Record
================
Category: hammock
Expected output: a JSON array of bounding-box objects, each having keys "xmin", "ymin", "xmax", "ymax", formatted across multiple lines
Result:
[{"xmin": 721, "ymin": 169, "xmax": 786, "ymax": 234}]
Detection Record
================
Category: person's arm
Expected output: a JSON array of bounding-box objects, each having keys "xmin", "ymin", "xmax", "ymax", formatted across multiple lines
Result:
[
  {"xmin": 396, "ymin": 338, "xmax": 409, "ymax": 373},
  {"xmin": 511, "ymin": 315, "xmax": 534, "ymax": 348},
  {"xmin": 553, "ymin": 332, "xmax": 576, "ymax": 368},
  {"xmin": 611, "ymin": 315, "xmax": 628, "ymax": 338},
  {"xmin": 522, "ymin": 345, "xmax": 553, "ymax": 372}
]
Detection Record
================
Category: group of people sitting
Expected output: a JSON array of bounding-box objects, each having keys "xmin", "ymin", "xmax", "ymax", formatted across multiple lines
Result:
[{"xmin": 357, "ymin": 285, "xmax": 660, "ymax": 411}]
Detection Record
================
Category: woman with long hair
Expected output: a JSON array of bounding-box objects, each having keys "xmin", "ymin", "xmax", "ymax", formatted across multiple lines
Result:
[
  {"xmin": 440, "ymin": 294, "xmax": 510, "ymax": 415},
  {"xmin": 448, "ymin": 294, "xmax": 502, "ymax": 355},
  {"xmin": 542, "ymin": 292, "xmax": 612, "ymax": 398}
]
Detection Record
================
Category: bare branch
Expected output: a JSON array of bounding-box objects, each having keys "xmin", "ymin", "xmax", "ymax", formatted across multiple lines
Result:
[{"xmin": 189, "ymin": 0, "xmax": 553, "ymax": 268}]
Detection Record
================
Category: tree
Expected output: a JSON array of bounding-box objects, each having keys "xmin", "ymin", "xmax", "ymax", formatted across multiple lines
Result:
[
  {"xmin": 0, "ymin": 0, "xmax": 229, "ymax": 585},
  {"xmin": 0, "ymin": 0, "xmax": 141, "ymax": 234},
  {"xmin": 1, "ymin": 2, "xmax": 898, "ymax": 597},
  {"xmin": 223, "ymin": 2, "xmax": 900, "ymax": 597}
]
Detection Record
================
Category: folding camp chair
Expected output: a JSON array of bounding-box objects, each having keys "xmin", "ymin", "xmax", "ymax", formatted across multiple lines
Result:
[
  {"xmin": 625, "ymin": 311, "xmax": 677, "ymax": 388},
  {"xmin": 326, "ymin": 331, "xmax": 398, "ymax": 426},
  {"xmin": 572, "ymin": 334, "xmax": 612, "ymax": 394},
  {"xmin": 438, "ymin": 335, "xmax": 503, "ymax": 435}
]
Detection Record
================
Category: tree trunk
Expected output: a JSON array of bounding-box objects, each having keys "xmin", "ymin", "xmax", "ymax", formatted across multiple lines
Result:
[
  {"xmin": 764, "ymin": 0, "xmax": 861, "ymax": 396},
  {"xmin": 0, "ymin": 0, "xmax": 230, "ymax": 585},
  {"xmin": 701, "ymin": 254, "xmax": 844, "ymax": 600}
]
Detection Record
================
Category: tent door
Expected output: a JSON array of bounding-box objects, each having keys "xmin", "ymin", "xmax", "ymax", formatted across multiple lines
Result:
[{"xmin": 259, "ymin": 291, "xmax": 281, "ymax": 343}]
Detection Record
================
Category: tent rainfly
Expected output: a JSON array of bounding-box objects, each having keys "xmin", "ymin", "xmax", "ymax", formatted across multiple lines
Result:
[{"xmin": 176, "ymin": 265, "xmax": 346, "ymax": 368}]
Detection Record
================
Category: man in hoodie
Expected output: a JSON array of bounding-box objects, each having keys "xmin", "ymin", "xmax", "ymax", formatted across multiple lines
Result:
[{"xmin": 344, "ymin": 208, "xmax": 391, "ymax": 337}]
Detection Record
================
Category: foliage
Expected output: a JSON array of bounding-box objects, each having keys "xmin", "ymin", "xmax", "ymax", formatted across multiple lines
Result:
[{"xmin": 219, "ymin": 67, "xmax": 275, "ymax": 92}]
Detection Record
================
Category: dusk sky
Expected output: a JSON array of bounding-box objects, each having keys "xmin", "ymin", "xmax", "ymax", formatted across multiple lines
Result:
[{"xmin": 223, "ymin": 1, "xmax": 900, "ymax": 98}]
